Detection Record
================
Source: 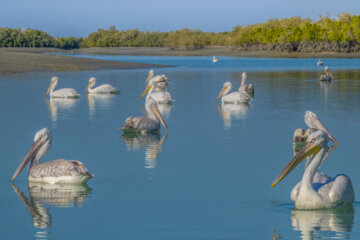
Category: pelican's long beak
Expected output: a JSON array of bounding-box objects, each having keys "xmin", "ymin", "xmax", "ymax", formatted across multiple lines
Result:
[
  {"xmin": 145, "ymin": 72, "xmax": 152, "ymax": 85},
  {"xmin": 313, "ymin": 119, "xmax": 337, "ymax": 145},
  {"xmin": 139, "ymin": 85, "xmax": 152, "ymax": 101},
  {"xmin": 151, "ymin": 104, "xmax": 168, "ymax": 132},
  {"xmin": 328, "ymin": 69, "xmax": 334, "ymax": 80},
  {"xmin": 12, "ymin": 138, "xmax": 43, "ymax": 181},
  {"xmin": 215, "ymin": 87, "xmax": 228, "ymax": 102},
  {"xmin": 44, "ymin": 82, "xmax": 54, "ymax": 98},
  {"xmin": 85, "ymin": 82, "xmax": 92, "ymax": 94},
  {"xmin": 271, "ymin": 142, "xmax": 322, "ymax": 188}
]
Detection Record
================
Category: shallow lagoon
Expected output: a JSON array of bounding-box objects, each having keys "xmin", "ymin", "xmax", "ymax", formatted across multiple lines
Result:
[{"xmin": 1, "ymin": 56, "xmax": 360, "ymax": 239}]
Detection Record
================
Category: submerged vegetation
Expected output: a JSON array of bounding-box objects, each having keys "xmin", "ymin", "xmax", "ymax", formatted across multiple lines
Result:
[{"xmin": 1, "ymin": 12, "xmax": 360, "ymax": 52}]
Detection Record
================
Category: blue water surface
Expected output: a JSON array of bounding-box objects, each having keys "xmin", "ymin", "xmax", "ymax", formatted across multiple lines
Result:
[{"xmin": 1, "ymin": 56, "xmax": 360, "ymax": 239}]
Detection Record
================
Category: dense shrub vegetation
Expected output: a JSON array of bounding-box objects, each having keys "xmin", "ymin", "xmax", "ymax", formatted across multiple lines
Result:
[{"xmin": 1, "ymin": 13, "xmax": 360, "ymax": 51}]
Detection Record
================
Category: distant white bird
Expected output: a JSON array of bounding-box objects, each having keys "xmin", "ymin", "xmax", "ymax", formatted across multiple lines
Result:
[
  {"xmin": 45, "ymin": 77, "xmax": 80, "ymax": 98},
  {"xmin": 212, "ymin": 56, "xmax": 218, "ymax": 63},
  {"xmin": 85, "ymin": 77, "xmax": 119, "ymax": 94},
  {"xmin": 140, "ymin": 78, "xmax": 173, "ymax": 104},
  {"xmin": 272, "ymin": 130, "xmax": 354, "ymax": 209},
  {"xmin": 121, "ymin": 97, "xmax": 168, "ymax": 134},
  {"xmin": 238, "ymin": 72, "xmax": 254, "ymax": 97},
  {"xmin": 320, "ymin": 66, "xmax": 333, "ymax": 81},
  {"xmin": 215, "ymin": 82, "xmax": 252, "ymax": 104},
  {"xmin": 317, "ymin": 59, "xmax": 323, "ymax": 66},
  {"xmin": 12, "ymin": 128, "xmax": 93, "ymax": 184}
]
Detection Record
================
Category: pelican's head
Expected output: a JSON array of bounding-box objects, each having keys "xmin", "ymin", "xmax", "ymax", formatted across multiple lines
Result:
[
  {"xmin": 272, "ymin": 130, "xmax": 329, "ymax": 188},
  {"xmin": 85, "ymin": 77, "xmax": 96, "ymax": 94},
  {"xmin": 45, "ymin": 77, "xmax": 59, "ymax": 97},
  {"xmin": 304, "ymin": 111, "xmax": 337, "ymax": 145},
  {"xmin": 242, "ymin": 72, "xmax": 247, "ymax": 81},
  {"xmin": 215, "ymin": 82, "xmax": 232, "ymax": 102},
  {"xmin": 145, "ymin": 70, "xmax": 155, "ymax": 85},
  {"xmin": 147, "ymin": 97, "xmax": 168, "ymax": 132},
  {"xmin": 12, "ymin": 128, "xmax": 52, "ymax": 181},
  {"xmin": 324, "ymin": 66, "xmax": 334, "ymax": 79}
]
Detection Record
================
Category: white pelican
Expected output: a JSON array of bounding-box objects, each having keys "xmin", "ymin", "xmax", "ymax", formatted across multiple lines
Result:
[
  {"xmin": 121, "ymin": 97, "xmax": 168, "ymax": 134},
  {"xmin": 272, "ymin": 130, "xmax": 354, "ymax": 209},
  {"xmin": 239, "ymin": 72, "xmax": 254, "ymax": 97},
  {"xmin": 317, "ymin": 59, "xmax": 323, "ymax": 66},
  {"xmin": 85, "ymin": 77, "xmax": 119, "ymax": 94},
  {"xmin": 140, "ymin": 78, "xmax": 173, "ymax": 104},
  {"xmin": 45, "ymin": 77, "xmax": 80, "ymax": 98},
  {"xmin": 145, "ymin": 70, "xmax": 170, "ymax": 88},
  {"xmin": 320, "ymin": 66, "xmax": 334, "ymax": 81},
  {"xmin": 12, "ymin": 128, "xmax": 93, "ymax": 184},
  {"xmin": 212, "ymin": 56, "xmax": 218, "ymax": 63},
  {"xmin": 215, "ymin": 82, "xmax": 252, "ymax": 104}
]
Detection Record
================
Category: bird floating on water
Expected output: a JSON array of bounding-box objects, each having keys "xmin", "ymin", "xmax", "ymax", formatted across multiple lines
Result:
[
  {"xmin": 45, "ymin": 77, "xmax": 80, "ymax": 98},
  {"xmin": 85, "ymin": 77, "xmax": 119, "ymax": 94},
  {"xmin": 272, "ymin": 112, "xmax": 353, "ymax": 209},
  {"xmin": 12, "ymin": 128, "xmax": 93, "ymax": 184},
  {"xmin": 215, "ymin": 82, "xmax": 252, "ymax": 104},
  {"xmin": 145, "ymin": 70, "xmax": 169, "ymax": 88},
  {"xmin": 121, "ymin": 97, "xmax": 168, "ymax": 134},
  {"xmin": 140, "ymin": 77, "xmax": 173, "ymax": 104},
  {"xmin": 317, "ymin": 59, "xmax": 323, "ymax": 66},
  {"xmin": 239, "ymin": 72, "xmax": 254, "ymax": 97},
  {"xmin": 320, "ymin": 66, "xmax": 334, "ymax": 82},
  {"xmin": 212, "ymin": 56, "xmax": 218, "ymax": 63}
]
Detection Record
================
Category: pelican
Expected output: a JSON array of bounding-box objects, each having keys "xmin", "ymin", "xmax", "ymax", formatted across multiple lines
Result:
[
  {"xmin": 45, "ymin": 77, "xmax": 80, "ymax": 98},
  {"xmin": 145, "ymin": 70, "xmax": 169, "ymax": 88},
  {"xmin": 239, "ymin": 72, "xmax": 254, "ymax": 97},
  {"xmin": 85, "ymin": 77, "xmax": 119, "ymax": 94},
  {"xmin": 320, "ymin": 66, "xmax": 334, "ymax": 81},
  {"xmin": 272, "ymin": 130, "xmax": 354, "ymax": 209},
  {"xmin": 317, "ymin": 59, "xmax": 323, "ymax": 66},
  {"xmin": 215, "ymin": 82, "xmax": 252, "ymax": 104},
  {"xmin": 121, "ymin": 97, "xmax": 168, "ymax": 134},
  {"xmin": 140, "ymin": 78, "xmax": 173, "ymax": 104},
  {"xmin": 12, "ymin": 128, "xmax": 93, "ymax": 184},
  {"xmin": 212, "ymin": 56, "xmax": 218, "ymax": 63}
]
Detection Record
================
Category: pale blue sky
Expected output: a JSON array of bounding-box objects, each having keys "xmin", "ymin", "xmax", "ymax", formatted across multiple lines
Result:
[{"xmin": 0, "ymin": 0, "xmax": 359, "ymax": 37}]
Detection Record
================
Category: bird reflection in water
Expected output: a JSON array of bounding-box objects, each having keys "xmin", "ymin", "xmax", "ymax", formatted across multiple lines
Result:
[
  {"xmin": 12, "ymin": 183, "xmax": 91, "ymax": 239},
  {"xmin": 121, "ymin": 132, "xmax": 168, "ymax": 168},
  {"xmin": 45, "ymin": 98, "xmax": 78, "ymax": 123},
  {"xmin": 215, "ymin": 102, "xmax": 250, "ymax": 129},
  {"xmin": 291, "ymin": 207, "xmax": 354, "ymax": 240},
  {"xmin": 87, "ymin": 94, "xmax": 116, "ymax": 118},
  {"xmin": 320, "ymin": 81, "xmax": 332, "ymax": 105}
]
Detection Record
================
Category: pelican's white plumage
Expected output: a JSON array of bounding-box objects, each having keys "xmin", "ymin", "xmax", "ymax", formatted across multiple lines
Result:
[
  {"xmin": 85, "ymin": 77, "xmax": 119, "ymax": 94},
  {"xmin": 121, "ymin": 97, "xmax": 168, "ymax": 134},
  {"xmin": 45, "ymin": 77, "xmax": 80, "ymax": 98},
  {"xmin": 215, "ymin": 82, "xmax": 252, "ymax": 104},
  {"xmin": 12, "ymin": 128, "xmax": 93, "ymax": 184},
  {"xmin": 141, "ymin": 77, "xmax": 173, "ymax": 104},
  {"xmin": 320, "ymin": 66, "xmax": 333, "ymax": 81},
  {"xmin": 273, "ymin": 130, "xmax": 354, "ymax": 209},
  {"xmin": 212, "ymin": 56, "xmax": 218, "ymax": 63}
]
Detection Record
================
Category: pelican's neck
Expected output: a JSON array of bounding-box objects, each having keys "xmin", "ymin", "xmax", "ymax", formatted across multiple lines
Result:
[
  {"xmin": 223, "ymin": 85, "xmax": 232, "ymax": 96},
  {"xmin": 28, "ymin": 141, "xmax": 51, "ymax": 173},
  {"xmin": 300, "ymin": 147, "xmax": 328, "ymax": 190},
  {"xmin": 239, "ymin": 75, "xmax": 247, "ymax": 91},
  {"xmin": 49, "ymin": 80, "xmax": 58, "ymax": 94}
]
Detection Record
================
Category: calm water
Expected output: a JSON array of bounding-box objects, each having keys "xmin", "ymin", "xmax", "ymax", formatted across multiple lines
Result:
[{"xmin": 1, "ymin": 56, "xmax": 360, "ymax": 239}]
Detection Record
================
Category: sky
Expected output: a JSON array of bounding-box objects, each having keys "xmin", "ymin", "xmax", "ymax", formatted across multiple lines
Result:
[{"xmin": 1, "ymin": 0, "xmax": 359, "ymax": 37}]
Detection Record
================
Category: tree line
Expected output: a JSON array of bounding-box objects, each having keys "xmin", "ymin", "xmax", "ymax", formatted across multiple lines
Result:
[{"xmin": 1, "ymin": 12, "xmax": 360, "ymax": 51}]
